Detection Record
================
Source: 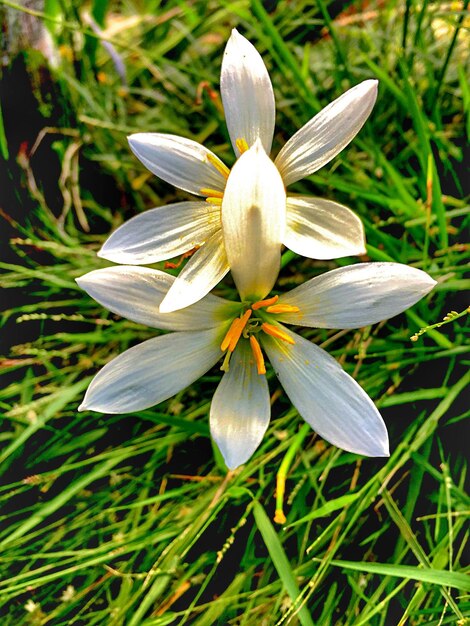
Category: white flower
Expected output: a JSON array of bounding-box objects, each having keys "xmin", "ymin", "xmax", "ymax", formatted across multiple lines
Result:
[
  {"xmin": 99, "ymin": 29, "xmax": 378, "ymax": 312},
  {"xmin": 77, "ymin": 262, "xmax": 436, "ymax": 469}
]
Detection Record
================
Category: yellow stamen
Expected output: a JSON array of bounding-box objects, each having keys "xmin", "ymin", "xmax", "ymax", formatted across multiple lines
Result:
[
  {"xmin": 252, "ymin": 295, "xmax": 279, "ymax": 310},
  {"xmin": 220, "ymin": 318, "xmax": 240, "ymax": 352},
  {"xmin": 205, "ymin": 197, "xmax": 222, "ymax": 205},
  {"xmin": 220, "ymin": 310, "xmax": 252, "ymax": 353},
  {"xmin": 249, "ymin": 335, "xmax": 266, "ymax": 375},
  {"xmin": 265, "ymin": 304, "xmax": 301, "ymax": 314},
  {"xmin": 228, "ymin": 309, "xmax": 252, "ymax": 352},
  {"xmin": 236, "ymin": 138, "xmax": 249, "ymax": 154},
  {"xmin": 261, "ymin": 322, "xmax": 296, "ymax": 345},
  {"xmin": 206, "ymin": 153, "xmax": 230, "ymax": 179},
  {"xmin": 200, "ymin": 187, "xmax": 224, "ymax": 198}
]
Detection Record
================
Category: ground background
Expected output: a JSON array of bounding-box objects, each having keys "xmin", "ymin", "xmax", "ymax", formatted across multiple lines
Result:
[{"xmin": 0, "ymin": 0, "xmax": 469, "ymax": 624}]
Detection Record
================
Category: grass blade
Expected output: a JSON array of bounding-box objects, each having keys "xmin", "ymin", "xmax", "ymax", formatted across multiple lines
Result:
[
  {"xmin": 325, "ymin": 559, "xmax": 470, "ymax": 591},
  {"xmin": 253, "ymin": 501, "xmax": 314, "ymax": 626}
]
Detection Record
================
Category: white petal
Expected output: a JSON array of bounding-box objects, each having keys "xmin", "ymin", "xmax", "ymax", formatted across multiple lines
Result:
[
  {"xmin": 275, "ymin": 80, "xmax": 378, "ymax": 186},
  {"xmin": 77, "ymin": 266, "xmax": 238, "ymax": 331},
  {"xmin": 284, "ymin": 196, "xmax": 366, "ymax": 259},
  {"xmin": 128, "ymin": 133, "xmax": 228, "ymax": 195},
  {"xmin": 263, "ymin": 329, "xmax": 389, "ymax": 456},
  {"xmin": 221, "ymin": 29, "xmax": 275, "ymax": 156},
  {"xmin": 278, "ymin": 263, "xmax": 437, "ymax": 329},
  {"xmin": 222, "ymin": 140, "xmax": 286, "ymax": 301},
  {"xmin": 210, "ymin": 339, "xmax": 270, "ymax": 469},
  {"xmin": 79, "ymin": 328, "xmax": 223, "ymax": 413},
  {"xmin": 159, "ymin": 230, "xmax": 230, "ymax": 313},
  {"xmin": 98, "ymin": 201, "xmax": 221, "ymax": 264}
]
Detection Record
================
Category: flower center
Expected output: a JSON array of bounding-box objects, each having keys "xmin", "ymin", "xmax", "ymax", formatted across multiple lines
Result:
[{"xmin": 220, "ymin": 295, "xmax": 300, "ymax": 375}]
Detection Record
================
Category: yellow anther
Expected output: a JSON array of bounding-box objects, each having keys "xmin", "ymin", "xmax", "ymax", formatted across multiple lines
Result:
[
  {"xmin": 205, "ymin": 197, "xmax": 222, "ymax": 205},
  {"xmin": 249, "ymin": 335, "xmax": 266, "ymax": 375},
  {"xmin": 261, "ymin": 322, "xmax": 296, "ymax": 345},
  {"xmin": 228, "ymin": 309, "xmax": 252, "ymax": 352},
  {"xmin": 206, "ymin": 153, "xmax": 230, "ymax": 179},
  {"xmin": 252, "ymin": 295, "xmax": 279, "ymax": 310},
  {"xmin": 274, "ymin": 509, "xmax": 287, "ymax": 525},
  {"xmin": 220, "ymin": 310, "xmax": 252, "ymax": 353},
  {"xmin": 200, "ymin": 188, "xmax": 224, "ymax": 198},
  {"xmin": 221, "ymin": 318, "xmax": 239, "ymax": 352},
  {"xmin": 266, "ymin": 304, "xmax": 300, "ymax": 314},
  {"xmin": 236, "ymin": 138, "xmax": 249, "ymax": 154}
]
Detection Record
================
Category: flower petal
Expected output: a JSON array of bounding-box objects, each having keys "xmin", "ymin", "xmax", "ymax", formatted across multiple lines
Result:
[
  {"xmin": 275, "ymin": 80, "xmax": 378, "ymax": 186},
  {"xmin": 221, "ymin": 29, "xmax": 275, "ymax": 156},
  {"xmin": 210, "ymin": 339, "xmax": 270, "ymax": 469},
  {"xmin": 263, "ymin": 329, "xmax": 389, "ymax": 456},
  {"xmin": 284, "ymin": 196, "xmax": 366, "ymax": 259},
  {"xmin": 128, "ymin": 133, "xmax": 228, "ymax": 195},
  {"xmin": 98, "ymin": 201, "xmax": 221, "ymax": 264},
  {"xmin": 77, "ymin": 266, "xmax": 238, "ymax": 331},
  {"xmin": 222, "ymin": 140, "xmax": 286, "ymax": 301},
  {"xmin": 79, "ymin": 328, "xmax": 223, "ymax": 414},
  {"xmin": 278, "ymin": 263, "xmax": 437, "ymax": 329},
  {"xmin": 159, "ymin": 230, "xmax": 230, "ymax": 313}
]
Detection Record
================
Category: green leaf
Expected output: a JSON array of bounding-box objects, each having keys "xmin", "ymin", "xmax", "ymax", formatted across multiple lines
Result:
[
  {"xmin": 287, "ymin": 492, "xmax": 363, "ymax": 527},
  {"xmin": 326, "ymin": 559, "xmax": 470, "ymax": 591},
  {"xmin": 0, "ymin": 101, "xmax": 8, "ymax": 160}
]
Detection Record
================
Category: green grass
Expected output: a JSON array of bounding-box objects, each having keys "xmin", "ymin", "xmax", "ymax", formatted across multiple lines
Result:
[{"xmin": 0, "ymin": 0, "xmax": 469, "ymax": 624}]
